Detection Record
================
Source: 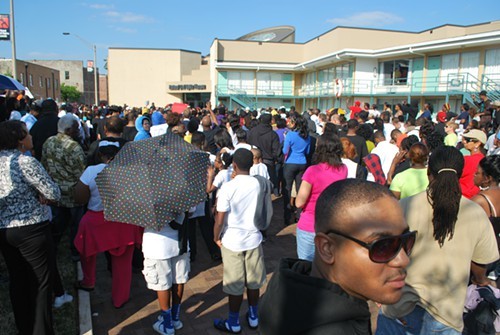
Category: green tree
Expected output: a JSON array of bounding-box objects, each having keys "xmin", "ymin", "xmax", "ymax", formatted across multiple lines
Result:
[{"xmin": 60, "ymin": 83, "xmax": 81, "ymax": 102}]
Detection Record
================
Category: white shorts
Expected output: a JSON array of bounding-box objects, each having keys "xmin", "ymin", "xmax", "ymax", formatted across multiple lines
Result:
[{"xmin": 142, "ymin": 253, "xmax": 190, "ymax": 291}]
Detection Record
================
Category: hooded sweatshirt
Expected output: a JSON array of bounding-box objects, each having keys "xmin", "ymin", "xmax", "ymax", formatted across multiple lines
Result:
[
  {"xmin": 134, "ymin": 115, "xmax": 151, "ymax": 141},
  {"xmin": 259, "ymin": 258, "xmax": 371, "ymax": 335},
  {"xmin": 247, "ymin": 122, "xmax": 280, "ymax": 164}
]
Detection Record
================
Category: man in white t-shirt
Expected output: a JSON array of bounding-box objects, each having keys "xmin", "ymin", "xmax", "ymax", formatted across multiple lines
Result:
[
  {"xmin": 213, "ymin": 149, "xmax": 266, "ymax": 333},
  {"xmin": 371, "ymin": 130, "xmax": 399, "ymax": 179}
]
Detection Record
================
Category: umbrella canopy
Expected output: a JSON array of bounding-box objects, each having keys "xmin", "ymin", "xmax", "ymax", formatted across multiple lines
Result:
[
  {"xmin": 0, "ymin": 74, "xmax": 34, "ymax": 98},
  {"xmin": 96, "ymin": 132, "xmax": 209, "ymax": 230}
]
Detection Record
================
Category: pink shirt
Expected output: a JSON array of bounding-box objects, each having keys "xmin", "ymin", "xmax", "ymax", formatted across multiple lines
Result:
[{"xmin": 297, "ymin": 163, "xmax": 348, "ymax": 233}]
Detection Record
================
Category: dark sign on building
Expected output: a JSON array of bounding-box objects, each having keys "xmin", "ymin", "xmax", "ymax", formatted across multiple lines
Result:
[
  {"xmin": 0, "ymin": 14, "xmax": 10, "ymax": 40},
  {"xmin": 169, "ymin": 84, "xmax": 207, "ymax": 91}
]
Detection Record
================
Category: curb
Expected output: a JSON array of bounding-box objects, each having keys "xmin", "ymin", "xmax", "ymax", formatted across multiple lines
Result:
[{"xmin": 77, "ymin": 261, "xmax": 93, "ymax": 335}]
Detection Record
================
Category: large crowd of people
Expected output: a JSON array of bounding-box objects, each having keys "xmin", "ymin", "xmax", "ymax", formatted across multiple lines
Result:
[{"xmin": 1, "ymin": 87, "xmax": 500, "ymax": 334}]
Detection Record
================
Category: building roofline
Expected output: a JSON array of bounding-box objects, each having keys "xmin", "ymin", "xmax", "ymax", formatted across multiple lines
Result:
[
  {"xmin": 303, "ymin": 21, "xmax": 499, "ymax": 44},
  {"xmin": 108, "ymin": 47, "xmax": 201, "ymax": 54}
]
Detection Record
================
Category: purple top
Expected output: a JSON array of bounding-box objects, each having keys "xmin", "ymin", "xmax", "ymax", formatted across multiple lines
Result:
[{"xmin": 274, "ymin": 128, "xmax": 287, "ymax": 144}]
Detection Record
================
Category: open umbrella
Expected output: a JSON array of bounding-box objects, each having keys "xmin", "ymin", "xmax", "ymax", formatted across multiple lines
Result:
[
  {"xmin": 0, "ymin": 74, "xmax": 34, "ymax": 98},
  {"xmin": 96, "ymin": 132, "xmax": 209, "ymax": 230}
]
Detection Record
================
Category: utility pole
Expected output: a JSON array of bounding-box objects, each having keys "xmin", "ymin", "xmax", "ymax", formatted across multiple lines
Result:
[{"xmin": 10, "ymin": 0, "xmax": 17, "ymax": 79}]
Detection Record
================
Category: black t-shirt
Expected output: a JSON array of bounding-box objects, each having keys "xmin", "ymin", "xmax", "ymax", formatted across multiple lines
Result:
[
  {"xmin": 122, "ymin": 126, "xmax": 138, "ymax": 142},
  {"xmin": 203, "ymin": 126, "xmax": 219, "ymax": 154}
]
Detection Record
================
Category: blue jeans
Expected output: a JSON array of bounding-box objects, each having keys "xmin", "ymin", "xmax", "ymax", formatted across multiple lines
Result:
[
  {"xmin": 296, "ymin": 228, "xmax": 315, "ymax": 261},
  {"xmin": 376, "ymin": 306, "xmax": 461, "ymax": 335}
]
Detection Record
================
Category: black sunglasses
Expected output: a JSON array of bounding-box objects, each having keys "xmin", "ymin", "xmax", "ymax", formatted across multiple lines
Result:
[
  {"xmin": 324, "ymin": 229, "xmax": 417, "ymax": 263},
  {"xmin": 463, "ymin": 137, "xmax": 478, "ymax": 143}
]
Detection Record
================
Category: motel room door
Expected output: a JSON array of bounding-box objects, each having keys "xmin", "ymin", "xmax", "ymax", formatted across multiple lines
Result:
[{"xmin": 425, "ymin": 56, "xmax": 441, "ymax": 94}]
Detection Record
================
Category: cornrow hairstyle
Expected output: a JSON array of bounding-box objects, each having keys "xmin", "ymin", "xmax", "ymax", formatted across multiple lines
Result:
[{"xmin": 426, "ymin": 146, "xmax": 464, "ymax": 246}]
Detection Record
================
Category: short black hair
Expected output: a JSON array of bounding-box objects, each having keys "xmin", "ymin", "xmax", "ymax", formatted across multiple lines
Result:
[
  {"xmin": 187, "ymin": 118, "xmax": 199, "ymax": 133},
  {"xmin": 315, "ymin": 179, "xmax": 393, "ymax": 233},
  {"xmin": 191, "ymin": 131, "xmax": 205, "ymax": 147},
  {"xmin": 105, "ymin": 116, "xmax": 125, "ymax": 134},
  {"xmin": 232, "ymin": 148, "xmax": 253, "ymax": 171},
  {"xmin": 0, "ymin": 120, "xmax": 28, "ymax": 150},
  {"xmin": 235, "ymin": 128, "xmax": 247, "ymax": 142},
  {"xmin": 347, "ymin": 119, "xmax": 359, "ymax": 129}
]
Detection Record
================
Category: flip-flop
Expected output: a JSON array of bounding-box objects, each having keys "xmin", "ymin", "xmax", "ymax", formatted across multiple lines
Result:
[
  {"xmin": 213, "ymin": 318, "xmax": 241, "ymax": 334},
  {"xmin": 74, "ymin": 281, "xmax": 94, "ymax": 292}
]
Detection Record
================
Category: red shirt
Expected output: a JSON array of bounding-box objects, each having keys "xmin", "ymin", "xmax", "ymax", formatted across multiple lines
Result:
[
  {"xmin": 460, "ymin": 153, "xmax": 484, "ymax": 199},
  {"xmin": 349, "ymin": 106, "xmax": 362, "ymax": 119}
]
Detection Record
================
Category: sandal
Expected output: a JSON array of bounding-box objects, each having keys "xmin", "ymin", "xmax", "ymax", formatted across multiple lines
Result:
[
  {"xmin": 213, "ymin": 318, "xmax": 241, "ymax": 334},
  {"xmin": 74, "ymin": 281, "xmax": 94, "ymax": 292}
]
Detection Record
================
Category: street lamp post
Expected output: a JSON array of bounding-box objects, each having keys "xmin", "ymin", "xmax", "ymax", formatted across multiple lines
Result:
[{"xmin": 62, "ymin": 32, "xmax": 98, "ymax": 106}]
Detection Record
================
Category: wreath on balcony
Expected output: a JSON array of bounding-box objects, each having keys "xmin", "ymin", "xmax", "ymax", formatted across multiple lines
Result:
[{"xmin": 335, "ymin": 78, "xmax": 344, "ymax": 98}]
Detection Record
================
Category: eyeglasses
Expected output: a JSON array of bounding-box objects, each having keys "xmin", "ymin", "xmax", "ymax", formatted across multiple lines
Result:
[
  {"xmin": 324, "ymin": 229, "xmax": 417, "ymax": 263},
  {"xmin": 463, "ymin": 138, "xmax": 477, "ymax": 143}
]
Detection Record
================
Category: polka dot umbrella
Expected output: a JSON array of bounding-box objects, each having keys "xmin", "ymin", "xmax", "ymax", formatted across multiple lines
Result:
[{"xmin": 96, "ymin": 132, "xmax": 209, "ymax": 230}]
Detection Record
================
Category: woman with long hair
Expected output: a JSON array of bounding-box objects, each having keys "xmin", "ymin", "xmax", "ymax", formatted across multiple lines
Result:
[
  {"xmin": 0, "ymin": 120, "xmax": 61, "ymax": 334},
  {"xmin": 294, "ymin": 135, "xmax": 347, "ymax": 260},
  {"xmin": 282, "ymin": 115, "xmax": 311, "ymax": 225},
  {"xmin": 472, "ymin": 155, "xmax": 500, "ymax": 256},
  {"xmin": 377, "ymin": 146, "xmax": 498, "ymax": 334}
]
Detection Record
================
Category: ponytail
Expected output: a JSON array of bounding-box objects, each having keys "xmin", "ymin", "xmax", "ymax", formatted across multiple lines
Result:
[{"xmin": 426, "ymin": 146, "xmax": 464, "ymax": 247}]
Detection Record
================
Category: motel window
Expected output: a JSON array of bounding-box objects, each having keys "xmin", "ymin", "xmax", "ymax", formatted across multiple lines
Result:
[
  {"xmin": 227, "ymin": 71, "xmax": 254, "ymax": 94},
  {"xmin": 379, "ymin": 59, "xmax": 410, "ymax": 85},
  {"xmin": 47, "ymin": 78, "xmax": 51, "ymax": 89},
  {"xmin": 65, "ymin": 71, "xmax": 70, "ymax": 80},
  {"xmin": 20, "ymin": 73, "xmax": 24, "ymax": 85},
  {"xmin": 257, "ymin": 72, "xmax": 283, "ymax": 95},
  {"xmin": 29, "ymin": 74, "xmax": 33, "ymax": 87},
  {"xmin": 55, "ymin": 79, "xmax": 59, "ymax": 89},
  {"xmin": 39, "ymin": 76, "xmax": 43, "ymax": 88}
]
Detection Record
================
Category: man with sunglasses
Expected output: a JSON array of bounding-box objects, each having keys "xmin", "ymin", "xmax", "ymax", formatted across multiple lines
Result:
[{"xmin": 259, "ymin": 179, "xmax": 413, "ymax": 334}]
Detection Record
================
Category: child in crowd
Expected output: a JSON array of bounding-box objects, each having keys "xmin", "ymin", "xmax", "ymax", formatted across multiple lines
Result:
[
  {"xmin": 213, "ymin": 149, "xmax": 267, "ymax": 333},
  {"xmin": 143, "ymin": 213, "xmax": 190, "ymax": 335},
  {"xmin": 250, "ymin": 148, "xmax": 270, "ymax": 179},
  {"xmin": 207, "ymin": 152, "xmax": 232, "ymax": 194},
  {"xmin": 188, "ymin": 132, "xmax": 221, "ymax": 262},
  {"xmin": 444, "ymin": 121, "xmax": 458, "ymax": 147}
]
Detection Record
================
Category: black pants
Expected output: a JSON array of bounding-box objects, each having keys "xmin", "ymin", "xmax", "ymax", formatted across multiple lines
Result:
[
  {"xmin": 283, "ymin": 163, "xmax": 307, "ymax": 223},
  {"xmin": 188, "ymin": 215, "xmax": 219, "ymax": 259},
  {"xmin": 264, "ymin": 162, "xmax": 277, "ymax": 193},
  {"xmin": 0, "ymin": 222, "xmax": 54, "ymax": 335}
]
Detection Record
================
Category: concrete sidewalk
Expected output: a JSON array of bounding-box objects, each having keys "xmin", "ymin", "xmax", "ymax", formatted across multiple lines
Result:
[{"xmin": 87, "ymin": 198, "xmax": 299, "ymax": 335}]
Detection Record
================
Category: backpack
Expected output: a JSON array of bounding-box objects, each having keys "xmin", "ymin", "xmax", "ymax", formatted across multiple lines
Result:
[
  {"xmin": 253, "ymin": 175, "xmax": 273, "ymax": 231},
  {"xmin": 463, "ymin": 286, "xmax": 500, "ymax": 335}
]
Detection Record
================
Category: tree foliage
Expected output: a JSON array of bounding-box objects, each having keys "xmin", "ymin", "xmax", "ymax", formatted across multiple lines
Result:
[{"xmin": 60, "ymin": 84, "xmax": 81, "ymax": 102}]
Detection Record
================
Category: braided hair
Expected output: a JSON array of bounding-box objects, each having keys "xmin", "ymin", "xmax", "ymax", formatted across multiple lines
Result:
[{"xmin": 426, "ymin": 146, "xmax": 464, "ymax": 246}]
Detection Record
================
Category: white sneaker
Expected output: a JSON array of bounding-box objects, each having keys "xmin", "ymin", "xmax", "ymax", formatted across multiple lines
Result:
[
  {"xmin": 488, "ymin": 271, "xmax": 498, "ymax": 281},
  {"xmin": 158, "ymin": 315, "xmax": 183, "ymax": 330},
  {"xmin": 53, "ymin": 292, "xmax": 73, "ymax": 308},
  {"xmin": 153, "ymin": 320, "xmax": 175, "ymax": 335}
]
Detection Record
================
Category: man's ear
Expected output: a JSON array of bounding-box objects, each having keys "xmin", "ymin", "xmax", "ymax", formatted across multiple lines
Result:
[{"xmin": 314, "ymin": 233, "xmax": 335, "ymax": 265}]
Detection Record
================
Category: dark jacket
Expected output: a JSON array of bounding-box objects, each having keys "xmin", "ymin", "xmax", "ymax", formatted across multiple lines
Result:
[
  {"xmin": 30, "ymin": 113, "xmax": 59, "ymax": 161},
  {"xmin": 259, "ymin": 258, "xmax": 372, "ymax": 335},
  {"xmin": 247, "ymin": 123, "xmax": 280, "ymax": 164}
]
